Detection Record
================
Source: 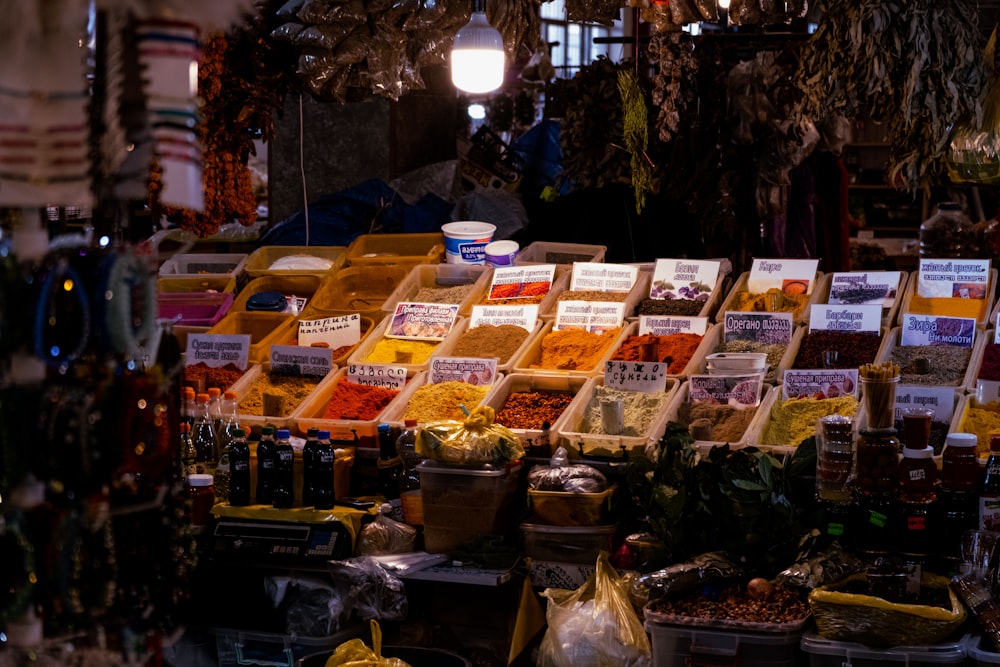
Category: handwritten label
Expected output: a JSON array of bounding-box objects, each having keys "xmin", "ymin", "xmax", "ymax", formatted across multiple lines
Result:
[
  {"xmin": 486, "ymin": 264, "xmax": 556, "ymax": 301},
  {"xmin": 828, "ymin": 271, "xmax": 901, "ymax": 307},
  {"xmin": 746, "ymin": 258, "xmax": 819, "ymax": 294},
  {"xmin": 347, "ymin": 364, "xmax": 407, "ymax": 390},
  {"xmin": 808, "ymin": 305, "xmax": 882, "ymax": 333},
  {"xmin": 783, "ymin": 369, "xmax": 859, "ymax": 400},
  {"xmin": 650, "ymin": 259, "xmax": 721, "ymax": 300},
  {"xmin": 900, "ymin": 314, "xmax": 976, "ymax": 348},
  {"xmin": 570, "ymin": 262, "xmax": 638, "ymax": 292},
  {"xmin": 298, "ymin": 314, "xmax": 362, "ymax": 349},
  {"xmin": 689, "ymin": 374, "xmax": 764, "ymax": 408},
  {"xmin": 429, "ymin": 357, "xmax": 498, "ymax": 385},
  {"xmin": 917, "ymin": 258, "xmax": 990, "ymax": 299},
  {"xmin": 604, "ymin": 360, "xmax": 668, "ymax": 393},
  {"xmin": 469, "ymin": 304, "xmax": 538, "ymax": 331},
  {"xmin": 186, "ymin": 333, "xmax": 251, "ymax": 370},
  {"xmin": 722, "ymin": 312, "xmax": 793, "ymax": 345},
  {"xmin": 385, "ymin": 302, "xmax": 459, "ymax": 341},
  {"xmin": 638, "ymin": 316, "xmax": 709, "ymax": 336},
  {"xmin": 554, "ymin": 301, "xmax": 626, "ymax": 333},
  {"xmin": 896, "ymin": 385, "xmax": 955, "ymax": 424},
  {"xmin": 270, "ymin": 344, "xmax": 332, "ymax": 377}
]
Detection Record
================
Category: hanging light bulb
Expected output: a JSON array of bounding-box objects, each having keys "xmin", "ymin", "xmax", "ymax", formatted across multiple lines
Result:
[
  {"xmin": 718, "ymin": 0, "xmax": 730, "ymax": 7},
  {"xmin": 451, "ymin": 0, "xmax": 505, "ymax": 94}
]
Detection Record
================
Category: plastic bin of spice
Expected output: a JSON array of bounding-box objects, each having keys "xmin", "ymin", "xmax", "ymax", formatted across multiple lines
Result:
[
  {"xmin": 515, "ymin": 241, "xmax": 607, "ymax": 267},
  {"xmin": 800, "ymin": 631, "xmax": 966, "ymax": 667},
  {"xmin": 665, "ymin": 381, "xmax": 775, "ymax": 454},
  {"xmin": 418, "ymin": 460, "xmax": 523, "ymax": 554},
  {"xmin": 346, "ymin": 315, "xmax": 468, "ymax": 374},
  {"xmin": 520, "ymin": 522, "xmax": 617, "ymax": 564},
  {"xmin": 511, "ymin": 320, "xmax": 631, "ymax": 377},
  {"xmin": 815, "ymin": 271, "xmax": 909, "ymax": 328},
  {"xmin": 715, "ymin": 271, "xmax": 826, "ymax": 327},
  {"xmin": 158, "ymin": 274, "xmax": 236, "ymax": 294},
  {"xmin": 208, "ymin": 310, "xmax": 298, "ymax": 366},
  {"xmin": 379, "ymin": 370, "xmax": 503, "ymax": 427},
  {"xmin": 434, "ymin": 318, "xmax": 544, "ymax": 375},
  {"xmin": 898, "ymin": 267, "xmax": 997, "ymax": 329},
  {"xmin": 481, "ymin": 373, "xmax": 592, "ymax": 448},
  {"xmin": 381, "ymin": 263, "xmax": 491, "ymax": 317},
  {"xmin": 743, "ymin": 386, "xmax": 860, "ymax": 456},
  {"xmin": 230, "ymin": 274, "xmax": 325, "ymax": 314},
  {"xmin": 776, "ymin": 326, "xmax": 891, "ymax": 384},
  {"xmin": 158, "ymin": 292, "xmax": 233, "ymax": 327},
  {"xmin": 873, "ymin": 326, "xmax": 984, "ymax": 393},
  {"xmin": 631, "ymin": 264, "xmax": 727, "ymax": 321},
  {"xmin": 697, "ymin": 323, "xmax": 799, "ymax": 385},
  {"xmin": 228, "ymin": 362, "xmax": 336, "ymax": 432},
  {"xmin": 302, "ymin": 265, "xmax": 410, "ymax": 321},
  {"xmin": 949, "ymin": 394, "xmax": 1000, "ymax": 461},
  {"xmin": 158, "ymin": 252, "xmax": 247, "ymax": 279},
  {"xmin": 345, "ymin": 232, "xmax": 445, "ymax": 267},
  {"xmin": 540, "ymin": 270, "xmax": 649, "ymax": 321},
  {"xmin": 242, "ymin": 245, "xmax": 347, "ymax": 282},
  {"xmin": 644, "ymin": 619, "xmax": 805, "ymax": 667},
  {"xmin": 468, "ymin": 266, "xmax": 573, "ymax": 319},
  {"xmin": 278, "ymin": 315, "xmax": 376, "ymax": 368},
  {"xmin": 557, "ymin": 376, "xmax": 679, "ymax": 454},
  {"xmin": 610, "ymin": 321, "xmax": 719, "ymax": 380}
]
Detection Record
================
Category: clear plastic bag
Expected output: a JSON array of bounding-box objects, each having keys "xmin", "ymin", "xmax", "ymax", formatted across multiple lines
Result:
[
  {"xmin": 328, "ymin": 557, "xmax": 408, "ymax": 622},
  {"xmin": 326, "ymin": 620, "xmax": 410, "ymax": 667},
  {"xmin": 527, "ymin": 446, "xmax": 608, "ymax": 493},
  {"xmin": 637, "ymin": 551, "xmax": 743, "ymax": 601},
  {"xmin": 538, "ymin": 552, "xmax": 651, "ymax": 667},
  {"xmin": 265, "ymin": 575, "xmax": 346, "ymax": 637},
  {"xmin": 415, "ymin": 405, "xmax": 525, "ymax": 466},
  {"xmin": 357, "ymin": 505, "xmax": 418, "ymax": 555}
]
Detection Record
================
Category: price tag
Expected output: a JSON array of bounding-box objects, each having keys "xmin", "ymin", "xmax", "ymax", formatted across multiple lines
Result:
[
  {"xmin": 808, "ymin": 305, "xmax": 882, "ymax": 333},
  {"xmin": 298, "ymin": 314, "xmax": 362, "ymax": 349},
  {"xmin": 782, "ymin": 369, "xmax": 859, "ymax": 400},
  {"xmin": 649, "ymin": 259, "xmax": 721, "ymax": 300},
  {"xmin": 348, "ymin": 364, "xmax": 407, "ymax": 390},
  {"xmin": 688, "ymin": 374, "xmax": 764, "ymax": 408},
  {"xmin": 722, "ymin": 312, "xmax": 793, "ymax": 345},
  {"xmin": 554, "ymin": 300, "xmax": 626, "ymax": 333},
  {"xmin": 604, "ymin": 360, "xmax": 668, "ymax": 393},
  {"xmin": 638, "ymin": 316, "xmax": 709, "ymax": 336},
  {"xmin": 469, "ymin": 304, "xmax": 538, "ymax": 331},
  {"xmin": 899, "ymin": 314, "xmax": 976, "ymax": 348},
  {"xmin": 186, "ymin": 333, "xmax": 251, "ymax": 370},
  {"xmin": 429, "ymin": 357, "xmax": 498, "ymax": 385},
  {"xmin": 269, "ymin": 344, "xmax": 332, "ymax": 378},
  {"xmin": 385, "ymin": 302, "xmax": 459, "ymax": 341},
  {"xmin": 569, "ymin": 262, "xmax": 638, "ymax": 292},
  {"xmin": 486, "ymin": 265, "xmax": 556, "ymax": 301},
  {"xmin": 895, "ymin": 385, "xmax": 955, "ymax": 424},
  {"xmin": 827, "ymin": 271, "xmax": 901, "ymax": 307},
  {"xmin": 746, "ymin": 258, "xmax": 819, "ymax": 295},
  {"xmin": 916, "ymin": 258, "xmax": 990, "ymax": 298}
]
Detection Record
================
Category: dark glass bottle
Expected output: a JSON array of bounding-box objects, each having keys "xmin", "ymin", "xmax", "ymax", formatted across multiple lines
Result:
[
  {"xmin": 313, "ymin": 430, "xmax": 335, "ymax": 510},
  {"xmin": 377, "ymin": 423, "xmax": 402, "ymax": 517},
  {"xmin": 898, "ymin": 446, "xmax": 936, "ymax": 562},
  {"xmin": 396, "ymin": 419, "xmax": 423, "ymax": 526},
  {"xmin": 301, "ymin": 427, "xmax": 319, "ymax": 506},
  {"xmin": 255, "ymin": 425, "xmax": 276, "ymax": 506},
  {"xmin": 228, "ymin": 428, "xmax": 251, "ymax": 506},
  {"xmin": 179, "ymin": 422, "xmax": 197, "ymax": 480},
  {"xmin": 272, "ymin": 428, "xmax": 295, "ymax": 508},
  {"xmin": 192, "ymin": 392, "xmax": 217, "ymax": 477}
]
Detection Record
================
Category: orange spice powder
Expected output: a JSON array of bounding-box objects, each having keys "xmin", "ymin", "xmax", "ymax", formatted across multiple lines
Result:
[
  {"xmin": 531, "ymin": 327, "xmax": 622, "ymax": 371},
  {"xmin": 613, "ymin": 332, "xmax": 703, "ymax": 374}
]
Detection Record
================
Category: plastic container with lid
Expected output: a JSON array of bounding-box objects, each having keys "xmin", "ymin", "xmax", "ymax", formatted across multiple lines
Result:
[
  {"xmin": 919, "ymin": 201, "xmax": 976, "ymax": 258},
  {"xmin": 898, "ymin": 446, "xmax": 937, "ymax": 503},
  {"xmin": 942, "ymin": 432, "xmax": 980, "ymax": 492},
  {"xmin": 188, "ymin": 474, "xmax": 215, "ymax": 526}
]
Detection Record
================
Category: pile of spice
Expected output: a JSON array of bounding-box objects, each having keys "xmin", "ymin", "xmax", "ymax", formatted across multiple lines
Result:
[
  {"xmin": 717, "ymin": 340, "xmax": 786, "ymax": 374},
  {"xmin": 978, "ymin": 343, "xmax": 1000, "ymax": 381},
  {"xmin": 450, "ymin": 324, "xmax": 531, "ymax": 364},
  {"xmin": 734, "ymin": 288, "xmax": 810, "ymax": 319},
  {"xmin": 480, "ymin": 281, "xmax": 551, "ymax": 306},
  {"xmin": 792, "ymin": 331, "xmax": 882, "ymax": 369},
  {"xmin": 577, "ymin": 385, "xmax": 670, "ymax": 436},
  {"xmin": 403, "ymin": 381, "xmax": 489, "ymax": 422},
  {"xmin": 184, "ymin": 362, "xmax": 245, "ymax": 391},
  {"xmin": 495, "ymin": 391, "xmax": 575, "ymax": 430},
  {"xmin": 908, "ymin": 293, "xmax": 988, "ymax": 322},
  {"xmin": 412, "ymin": 283, "xmax": 475, "ymax": 304},
  {"xmin": 889, "ymin": 345, "xmax": 971, "ymax": 386},
  {"xmin": 321, "ymin": 379, "xmax": 400, "ymax": 420},
  {"xmin": 760, "ymin": 395, "xmax": 859, "ymax": 447},
  {"xmin": 612, "ymin": 332, "xmax": 703, "ymax": 375},
  {"xmin": 531, "ymin": 327, "xmax": 622, "ymax": 371},
  {"xmin": 239, "ymin": 372, "xmax": 322, "ymax": 416},
  {"xmin": 678, "ymin": 401, "xmax": 757, "ymax": 443},
  {"xmin": 646, "ymin": 583, "xmax": 808, "ymax": 624},
  {"xmin": 959, "ymin": 401, "xmax": 1000, "ymax": 458},
  {"xmin": 634, "ymin": 298, "xmax": 704, "ymax": 317},
  {"xmin": 365, "ymin": 337, "xmax": 440, "ymax": 364},
  {"xmin": 556, "ymin": 289, "xmax": 629, "ymax": 302}
]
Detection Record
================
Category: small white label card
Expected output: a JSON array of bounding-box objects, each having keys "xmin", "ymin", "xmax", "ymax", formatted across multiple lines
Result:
[
  {"xmin": 269, "ymin": 345, "xmax": 332, "ymax": 377},
  {"xmin": 486, "ymin": 264, "xmax": 556, "ymax": 301},
  {"xmin": 746, "ymin": 258, "xmax": 819, "ymax": 295},
  {"xmin": 689, "ymin": 374, "xmax": 764, "ymax": 408},
  {"xmin": 650, "ymin": 259, "xmax": 721, "ymax": 300},
  {"xmin": 186, "ymin": 333, "xmax": 251, "ymax": 370},
  {"xmin": 895, "ymin": 385, "xmax": 955, "ymax": 424},
  {"xmin": 899, "ymin": 314, "xmax": 976, "ymax": 348},
  {"xmin": 469, "ymin": 304, "xmax": 538, "ymax": 332},
  {"xmin": 347, "ymin": 363, "xmax": 407, "ymax": 390},
  {"xmin": 827, "ymin": 271, "xmax": 901, "ymax": 307},
  {"xmin": 916, "ymin": 258, "xmax": 990, "ymax": 298},
  {"xmin": 722, "ymin": 312, "xmax": 794, "ymax": 345},
  {"xmin": 385, "ymin": 302, "xmax": 459, "ymax": 341},
  {"xmin": 297, "ymin": 314, "xmax": 362, "ymax": 349},
  {"xmin": 430, "ymin": 356, "xmax": 498, "ymax": 385},
  {"xmin": 604, "ymin": 360, "xmax": 668, "ymax": 393},
  {"xmin": 808, "ymin": 305, "xmax": 882, "ymax": 333},
  {"xmin": 638, "ymin": 316, "xmax": 709, "ymax": 336},
  {"xmin": 783, "ymin": 369, "xmax": 859, "ymax": 400},
  {"xmin": 554, "ymin": 300, "xmax": 626, "ymax": 333},
  {"xmin": 570, "ymin": 262, "xmax": 638, "ymax": 292}
]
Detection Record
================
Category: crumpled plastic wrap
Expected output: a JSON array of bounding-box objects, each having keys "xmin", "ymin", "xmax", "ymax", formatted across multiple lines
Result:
[
  {"xmin": 527, "ymin": 446, "xmax": 608, "ymax": 493},
  {"xmin": 415, "ymin": 405, "xmax": 525, "ymax": 466},
  {"xmin": 775, "ymin": 543, "xmax": 864, "ymax": 590},
  {"xmin": 265, "ymin": 575, "xmax": 346, "ymax": 637},
  {"xmin": 328, "ymin": 557, "xmax": 408, "ymax": 621},
  {"xmin": 636, "ymin": 551, "xmax": 743, "ymax": 602},
  {"xmin": 357, "ymin": 506, "xmax": 418, "ymax": 555}
]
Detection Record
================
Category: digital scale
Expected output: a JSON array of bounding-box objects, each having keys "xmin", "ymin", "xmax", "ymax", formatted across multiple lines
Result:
[{"xmin": 210, "ymin": 515, "xmax": 356, "ymax": 567}]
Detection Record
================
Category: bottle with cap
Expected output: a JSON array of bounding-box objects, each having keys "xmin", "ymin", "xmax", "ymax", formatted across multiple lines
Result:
[
  {"xmin": 272, "ymin": 428, "xmax": 295, "ymax": 508},
  {"xmin": 897, "ymin": 445, "xmax": 937, "ymax": 563},
  {"xmin": 396, "ymin": 419, "xmax": 423, "ymax": 526},
  {"xmin": 942, "ymin": 432, "xmax": 980, "ymax": 492},
  {"xmin": 228, "ymin": 428, "xmax": 252, "ymax": 506},
  {"xmin": 981, "ymin": 435, "xmax": 1000, "ymax": 532},
  {"xmin": 192, "ymin": 392, "xmax": 218, "ymax": 476},
  {"xmin": 179, "ymin": 422, "xmax": 197, "ymax": 480},
  {"xmin": 313, "ymin": 430, "xmax": 335, "ymax": 510},
  {"xmin": 256, "ymin": 426, "xmax": 277, "ymax": 506},
  {"xmin": 377, "ymin": 423, "xmax": 402, "ymax": 519},
  {"xmin": 207, "ymin": 387, "xmax": 224, "ymax": 446},
  {"xmin": 937, "ymin": 433, "xmax": 980, "ymax": 569},
  {"xmin": 301, "ymin": 427, "xmax": 319, "ymax": 506},
  {"xmin": 188, "ymin": 474, "xmax": 215, "ymax": 526}
]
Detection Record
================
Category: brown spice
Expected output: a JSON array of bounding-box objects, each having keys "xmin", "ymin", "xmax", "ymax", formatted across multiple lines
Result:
[
  {"xmin": 556, "ymin": 290, "xmax": 629, "ymax": 302},
  {"xmin": 412, "ymin": 284, "xmax": 475, "ymax": 304},
  {"xmin": 238, "ymin": 372, "xmax": 321, "ymax": 416},
  {"xmin": 184, "ymin": 362, "xmax": 245, "ymax": 392},
  {"xmin": 532, "ymin": 327, "xmax": 622, "ymax": 371},
  {"xmin": 792, "ymin": 331, "xmax": 882, "ymax": 369},
  {"xmin": 450, "ymin": 324, "xmax": 531, "ymax": 364},
  {"xmin": 635, "ymin": 298, "xmax": 704, "ymax": 317},
  {"xmin": 679, "ymin": 401, "xmax": 756, "ymax": 442},
  {"xmin": 495, "ymin": 391, "xmax": 575, "ymax": 429},
  {"xmin": 890, "ymin": 345, "xmax": 971, "ymax": 386}
]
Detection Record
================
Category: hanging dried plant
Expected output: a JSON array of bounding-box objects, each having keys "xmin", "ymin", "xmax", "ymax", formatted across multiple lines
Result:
[{"xmin": 618, "ymin": 69, "xmax": 654, "ymax": 213}]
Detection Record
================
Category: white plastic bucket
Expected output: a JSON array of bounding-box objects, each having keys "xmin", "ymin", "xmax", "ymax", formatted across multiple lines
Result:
[
  {"xmin": 484, "ymin": 240, "xmax": 519, "ymax": 267},
  {"xmin": 441, "ymin": 221, "xmax": 496, "ymax": 265}
]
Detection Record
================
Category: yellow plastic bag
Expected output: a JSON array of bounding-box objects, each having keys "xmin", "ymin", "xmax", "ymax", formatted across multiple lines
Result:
[
  {"xmin": 415, "ymin": 405, "xmax": 525, "ymax": 466},
  {"xmin": 325, "ymin": 620, "xmax": 410, "ymax": 667}
]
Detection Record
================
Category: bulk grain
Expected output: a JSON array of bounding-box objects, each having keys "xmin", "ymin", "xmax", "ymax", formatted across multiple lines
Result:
[
  {"xmin": 678, "ymin": 402, "xmax": 757, "ymax": 442},
  {"xmin": 239, "ymin": 372, "xmax": 321, "ymax": 416}
]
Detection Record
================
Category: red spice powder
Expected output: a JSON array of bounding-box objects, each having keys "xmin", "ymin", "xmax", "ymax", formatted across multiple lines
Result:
[
  {"xmin": 613, "ymin": 333, "xmax": 702, "ymax": 375},
  {"xmin": 184, "ymin": 362, "xmax": 245, "ymax": 392},
  {"xmin": 322, "ymin": 379, "xmax": 400, "ymax": 420}
]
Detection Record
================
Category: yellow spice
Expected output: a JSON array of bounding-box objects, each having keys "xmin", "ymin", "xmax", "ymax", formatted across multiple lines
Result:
[
  {"xmin": 403, "ymin": 381, "xmax": 489, "ymax": 422},
  {"xmin": 761, "ymin": 395, "xmax": 859, "ymax": 447},
  {"xmin": 365, "ymin": 337, "xmax": 440, "ymax": 364},
  {"xmin": 960, "ymin": 402, "xmax": 1000, "ymax": 459}
]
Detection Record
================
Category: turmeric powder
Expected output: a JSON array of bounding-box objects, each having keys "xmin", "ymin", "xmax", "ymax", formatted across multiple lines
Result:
[
  {"xmin": 531, "ymin": 327, "xmax": 621, "ymax": 371},
  {"xmin": 365, "ymin": 337, "xmax": 440, "ymax": 364},
  {"xmin": 908, "ymin": 293, "xmax": 988, "ymax": 321}
]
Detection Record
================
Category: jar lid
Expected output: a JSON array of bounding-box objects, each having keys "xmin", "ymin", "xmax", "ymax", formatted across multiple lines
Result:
[
  {"xmin": 903, "ymin": 446, "xmax": 934, "ymax": 459},
  {"xmin": 276, "ymin": 428, "xmax": 291, "ymax": 439},
  {"xmin": 233, "ymin": 428, "xmax": 246, "ymax": 438},
  {"xmin": 318, "ymin": 430, "xmax": 330, "ymax": 439},
  {"xmin": 945, "ymin": 432, "xmax": 977, "ymax": 448},
  {"xmin": 261, "ymin": 425, "xmax": 275, "ymax": 436},
  {"xmin": 404, "ymin": 419, "xmax": 418, "ymax": 428},
  {"xmin": 189, "ymin": 473, "xmax": 213, "ymax": 486},
  {"xmin": 246, "ymin": 291, "xmax": 287, "ymax": 312}
]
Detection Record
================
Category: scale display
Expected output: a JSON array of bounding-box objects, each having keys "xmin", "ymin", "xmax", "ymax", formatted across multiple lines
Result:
[{"xmin": 211, "ymin": 518, "xmax": 352, "ymax": 564}]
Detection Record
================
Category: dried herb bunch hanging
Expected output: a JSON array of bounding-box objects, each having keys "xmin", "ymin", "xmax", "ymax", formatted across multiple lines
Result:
[
  {"xmin": 618, "ymin": 68, "xmax": 655, "ymax": 213},
  {"xmin": 796, "ymin": 0, "xmax": 988, "ymax": 188},
  {"xmin": 648, "ymin": 31, "xmax": 699, "ymax": 144}
]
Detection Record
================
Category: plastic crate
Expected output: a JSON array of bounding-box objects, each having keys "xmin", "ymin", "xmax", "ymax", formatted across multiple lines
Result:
[
  {"xmin": 515, "ymin": 241, "xmax": 606, "ymax": 267},
  {"xmin": 345, "ymin": 316, "xmax": 467, "ymax": 375},
  {"xmin": 242, "ymin": 245, "xmax": 347, "ymax": 282},
  {"xmin": 815, "ymin": 271, "xmax": 909, "ymax": 328},
  {"xmin": 697, "ymin": 323, "xmax": 799, "ymax": 386},
  {"xmin": 872, "ymin": 326, "xmax": 984, "ymax": 394},
  {"xmin": 899, "ymin": 267, "xmax": 997, "ymax": 329},
  {"xmin": 231, "ymin": 274, "xmax": 325, "ymax": 314},
  {"xmin": 967, "ymin": 634, "xmax": 1000, "ymax": 666},
  {"xmin": 608, "ymin": 321, "xmax": 720, "ymax": 380},
  {"xmin": 345, "ymin": 232, "xmax": 445, "ymax": 266},
  {"xmin": 480, "ymin": 372, "xmax": 592, "ymax": 448},
  {"xmin": 418, "ymin": 461, "xmax": 523, "ymax": 554},
  {"xmin": 229, "ymin": 363, "xmax": 335, "ymax": 432},
  {"xmin": 381, "ymin": 263, "xmax": 490, "ymax": 317},
  {"xmin": 159, "ymin": 252, "xmax": 247, "ymax": 278},
  {"xmin": 511, "ymin": 320, "xmax": 631, "ymax": 377},
  {"xmin": 715, "ymin": 270, "xmax": 826, "ymax": 327},
  {"xmin": 440, "ymin": 318, "xmax": 544, "ymax": 375},
  {"xmin": 213, "ymin": 626, "xmax": 363, "ymax": 667},
  {"xmin": 800, "ymin": 631, "xmax": 965, "ymax": 667},
  {"xmin": 520, "ymin": 522, "xmax": 616, "ymax": 564},
  {"xmin": 207, "ymin": 310, "xmax": 298, "ymax": 365},
  {"xmin": 158, "ymin": 275, "xmax": 236, "ymax": 294},
  {"xmin": 631, "ymin": 264, "xmax": 728, "ymax": 321},
  {"xmin": 378, "ymin": 369, "xmax": 503, "ymax": 427},
  {"xmin": 527, "ymin": 485, "xmax": 616, "ymax": 526},
  {"xmin": 540, "ymin": 270, "xmax": 649, "ymax": 321},
  {"xmin": 158, "ymin": 292, "xmax": 233, "ymax": 327},
  {"xmin": 644, "ymin": 617, "xmax": 804, "ymax": 667},
  {"xmin": 303, "ymin": 265, "xmax": 410, "ymax": 321},
  {"xmin": 665, "ymin": 381, "xmax": 775, "ymax": 454}
]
